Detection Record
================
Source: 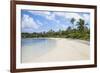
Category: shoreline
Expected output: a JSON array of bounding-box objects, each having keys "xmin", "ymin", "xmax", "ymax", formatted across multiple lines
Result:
[
  {"xmin": 22, "ymin": 38, "xmax": 90, "ymax": 63},
  {"xmin": 22, "ymin": 38, "xmax": 89, "ymax": 45}
]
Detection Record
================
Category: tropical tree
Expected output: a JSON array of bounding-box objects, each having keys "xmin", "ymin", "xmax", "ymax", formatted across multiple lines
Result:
[
  {"xmin": 70, "ymin": 18, "xmax": 76, "ymax": 29},
  {"xmin": 76, "ymin": 18, "xmax": 85, "ymax": 32},
  {"xmin": 67, "ymin": 26, "xmax": 71, "ymax": 32}
]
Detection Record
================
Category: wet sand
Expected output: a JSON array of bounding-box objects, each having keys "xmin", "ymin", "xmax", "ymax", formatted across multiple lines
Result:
[{"xmin": 22, "ymin": 38, "xmax": 90, "ymax": 63}]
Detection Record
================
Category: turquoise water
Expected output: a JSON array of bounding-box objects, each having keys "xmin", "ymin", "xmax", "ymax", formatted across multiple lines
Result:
[{"xmin": 21, "ymin": 38, "xmax": 57, "ymax": 61}]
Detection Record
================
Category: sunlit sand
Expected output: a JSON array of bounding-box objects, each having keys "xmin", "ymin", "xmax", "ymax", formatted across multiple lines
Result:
[{"xmin": 22, "ymin": 38, "xmax": 90, "ymax": 63}]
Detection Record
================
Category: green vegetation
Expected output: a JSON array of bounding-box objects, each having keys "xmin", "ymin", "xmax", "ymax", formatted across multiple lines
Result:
[{"xmin": 21, "ymin": 18, "xmax": 90, "ymax": 40}]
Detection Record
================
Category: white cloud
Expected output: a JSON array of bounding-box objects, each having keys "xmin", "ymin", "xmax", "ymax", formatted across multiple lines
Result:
[
  {"xmin": 82, "ymin": 14, "xmax": 90, "ymax": 24},
  {"xmin": 28, "ymin": 11, "xmax": 56, "ymax": 20},
  {"xmin": 22, "ymin": 14, "xmax": 39, "ymax": 29},
  {"xmin": 83, "ymin": 14, "xmax": 90, "ymax": 21},
  {"xmin": 55, "ymin": 12, "xmax": 65, "ymax": 16},
  {"xmin": 65, "ymin": 13, "xmax": 83, "ymax": 20},
  {"xmin": 54, "ymin": 12, "xmax": 83, "ymax": 20},
  {"xmin": 56, "ymin": 20, "xmax": 60, "ymax": 24},
  {"xmin": 45, "ymin": 14, "xmax": 55, "ymax": 20},
  {"xmin": 36, "ymin": 20, "xmax": 43, "ymax": 26},
  {"xmin": 28, "ymin": 11, "xmax": 51, "ymax": 16},
  {"xmin": 52, "ymin": 12, "xmax": 85, "ymax": 26},
  {"xmin": 28, "ymin": 10, "xmax": 90, "ymax": 26},
  {"xmin": 64, "ymin": 13, "xmax": 90, "ymax": 25},
  {"xmin": 28, "ymin": 10, "xmax": 89, "ymax": 22}
]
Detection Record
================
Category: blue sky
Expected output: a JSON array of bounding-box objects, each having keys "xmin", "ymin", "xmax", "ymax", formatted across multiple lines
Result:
[{"xmin": 21, "ymin": 10, "xmax": 90, "ymax": 33}]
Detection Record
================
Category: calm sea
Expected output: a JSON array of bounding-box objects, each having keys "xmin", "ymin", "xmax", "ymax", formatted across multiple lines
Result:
[{"xmin": 21, "ymin": 38, "xmax": 57, "ymax": 61}]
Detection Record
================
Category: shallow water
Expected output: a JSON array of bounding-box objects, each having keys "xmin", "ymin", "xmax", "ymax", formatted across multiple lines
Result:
[{"xmin": 21, "ymin": 38, "xmax": 57, "ymax": 62}]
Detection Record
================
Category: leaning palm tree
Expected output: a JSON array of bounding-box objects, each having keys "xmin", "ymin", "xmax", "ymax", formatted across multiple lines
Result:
[{"xmin": 70, "ymin": 18, "xmax": 76, "ymax": 29}]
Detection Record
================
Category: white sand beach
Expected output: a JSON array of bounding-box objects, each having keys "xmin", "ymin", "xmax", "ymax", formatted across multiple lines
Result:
[{"xmin": 22, "ymin": 38, "xmax": 90, "ymax": 63}]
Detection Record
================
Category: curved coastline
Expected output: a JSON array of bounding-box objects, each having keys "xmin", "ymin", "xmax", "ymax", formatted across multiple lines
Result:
[{"xmin": 22, "ymin": 38, "xmax": 90, "ymax": 63}]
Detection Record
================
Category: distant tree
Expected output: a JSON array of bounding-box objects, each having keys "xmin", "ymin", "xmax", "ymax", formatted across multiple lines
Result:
[
  {"xmin": 67, "ymin": 26, "xmax": 71, "ymax": 32},
  {"xmin": 58, "ymin": 29, "xmax": 63, "ymax": 36},
  {"xmin": 70, "ymin": 18, "xmax": 76, "ymax": 29},
  {"xmin": 48, "ymin": 29, "xmax": 54, "ymax": 33}
]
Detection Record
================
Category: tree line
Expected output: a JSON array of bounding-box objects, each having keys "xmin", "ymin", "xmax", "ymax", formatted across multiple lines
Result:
[{"xmin": 22, "ymin": 18, "xmax": 90, "ymax": 40}]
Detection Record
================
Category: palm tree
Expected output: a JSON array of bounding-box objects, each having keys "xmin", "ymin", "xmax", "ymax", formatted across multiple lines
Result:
[
  {"xmin": 76, "ymin": 18, "xmax": 85, "ymax": 32},
  {"xmin": 67, "ymin": 26, "xmax": 71, "ymax": 32},
  {"xmin": 70, "ymin": 18, "xmax": 76, "ymax": 29}
]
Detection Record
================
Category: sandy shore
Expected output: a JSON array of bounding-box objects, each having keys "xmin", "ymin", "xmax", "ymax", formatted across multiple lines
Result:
[{"xmin": 22, "ymin": 38, "xmax": 90, "ymax": 63}]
